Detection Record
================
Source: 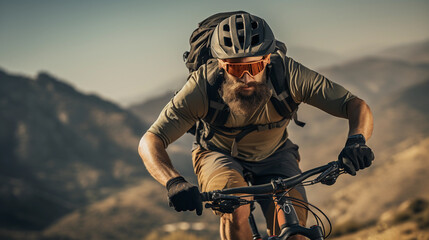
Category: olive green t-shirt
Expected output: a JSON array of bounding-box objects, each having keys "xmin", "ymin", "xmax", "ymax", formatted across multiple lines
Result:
[{"xmin": 148, "ymin": 55, "xmax": 355, "ymax": 161}]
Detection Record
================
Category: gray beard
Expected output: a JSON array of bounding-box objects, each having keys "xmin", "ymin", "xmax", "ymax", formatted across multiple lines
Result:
[{"xmin": 220, "ymin": 77, "xmax": 272, "ymax": 118}]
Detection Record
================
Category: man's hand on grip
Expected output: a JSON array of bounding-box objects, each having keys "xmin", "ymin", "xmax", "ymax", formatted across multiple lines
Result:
[
  {"xmin": 166, "ymin": 176, "xmax": 203, "ymax": 216},
  {"xmin": 339, "ymin": 134, "xmax": 374, "ymax": 176}
]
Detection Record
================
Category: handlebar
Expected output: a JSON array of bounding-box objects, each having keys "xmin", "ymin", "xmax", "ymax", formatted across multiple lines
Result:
[
  {"xmin": 200, "ymin": 160, "xmax": 347, "ymax": 240},
  {"xmin": 201, "ymin": 160, "xmax": 342, "ymax": 201}
]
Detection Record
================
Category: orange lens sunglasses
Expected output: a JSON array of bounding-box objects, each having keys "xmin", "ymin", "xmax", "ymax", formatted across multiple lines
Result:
[{"xmin": 218, "ymin": 54, "xmax": 271, "ymax": 78}]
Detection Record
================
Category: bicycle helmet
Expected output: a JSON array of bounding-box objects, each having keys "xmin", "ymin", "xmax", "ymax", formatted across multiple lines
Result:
[{"xmin": 210, "ymin": 13, "xmax": 276, "ymax": 59}]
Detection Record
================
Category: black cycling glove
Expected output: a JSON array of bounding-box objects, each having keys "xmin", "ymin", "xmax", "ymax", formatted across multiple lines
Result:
[
  {"xmin": 338, "ymin": 134, "xmax": 375, "ymax": 176},
  {"xmin": 166, "ymin": 176, "xmax": 203, "ymax": 216}
]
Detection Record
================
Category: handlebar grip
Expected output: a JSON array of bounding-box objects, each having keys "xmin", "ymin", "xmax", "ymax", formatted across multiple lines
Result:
[{"xmin": 200, "ymin": 192, "xmax": 211, "ymax": 201}]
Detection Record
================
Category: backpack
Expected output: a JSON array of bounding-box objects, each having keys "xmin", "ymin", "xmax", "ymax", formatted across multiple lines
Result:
[
  {"xmin": 183, "ymin": 12, "xmax": 305, "ymax": 156},
  {"xmin": 183, "ymin": 11, "xmax": 250, "ymax": 73}
]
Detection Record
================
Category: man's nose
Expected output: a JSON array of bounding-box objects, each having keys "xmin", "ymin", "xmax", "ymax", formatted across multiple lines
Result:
[{"xmin": 240, "ymin": 72, "xmax": 254, "ymax": 84}]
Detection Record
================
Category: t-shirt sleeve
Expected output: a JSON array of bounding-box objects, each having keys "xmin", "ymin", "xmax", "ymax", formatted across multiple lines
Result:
[
  {"xmin": 147, "ymin": 71, "xmax": 208, "ymax": 147},
  {"xmin": 287, "ymin": 57, "xmax": 356, "ymax": 118}
]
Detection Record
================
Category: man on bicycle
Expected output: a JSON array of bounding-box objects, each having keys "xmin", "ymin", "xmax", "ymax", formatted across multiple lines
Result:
[{"xmin": 138, "ymin": 12, "xmax": 374, "ymax": 240}]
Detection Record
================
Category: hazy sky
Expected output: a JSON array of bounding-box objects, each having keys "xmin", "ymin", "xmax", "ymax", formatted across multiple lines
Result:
[{"xmin": 1, "ymin": 0, "xmax": 429, "ymax": 105}]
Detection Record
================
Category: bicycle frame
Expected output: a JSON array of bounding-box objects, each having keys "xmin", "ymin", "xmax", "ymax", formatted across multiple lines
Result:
[{"xmin": 201, "ymin": 161, "xmax": 344, "ymax": 240}]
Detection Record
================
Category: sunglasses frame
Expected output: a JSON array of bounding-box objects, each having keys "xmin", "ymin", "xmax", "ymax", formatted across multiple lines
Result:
[{"xmin": 218, "ymin": 54, "xmax": 271, "ymax": 79}]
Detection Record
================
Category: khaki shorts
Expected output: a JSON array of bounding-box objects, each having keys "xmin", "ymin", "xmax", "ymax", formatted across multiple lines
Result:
[{"xmin": 192, "ymin": 139, "xmax": 308, "ymax": 227}]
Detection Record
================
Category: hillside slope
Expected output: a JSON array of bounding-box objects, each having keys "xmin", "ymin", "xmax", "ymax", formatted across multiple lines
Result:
[
  {"xmin": 377, "ymin": 39, "xmax": 429, "ymax": 64},
  {"xmin": 0, "ymin": 69, "xmax": 148, "ymax": 231},
  {"xmin": 43, "ymin": 179, "xmax": 220, "ymax": 240}
]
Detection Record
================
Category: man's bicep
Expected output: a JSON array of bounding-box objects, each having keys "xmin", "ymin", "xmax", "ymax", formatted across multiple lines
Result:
[
  {"xmin": 287, "ymin": 58, "xmax": 324, "ymax": 103},
  {"xmin": 148, "ymin": 102, "xmax": 196, "ymax": 146},
  {"xmin": 172, "ymin": 75, "xmax": 208, "ymax": 120},
  {"xmin": 287, "ymin": 58, "xmax": 355, "ymax": 118},
  {"xmin": 305, "ymin": 80, "xmax": 356, "ymax": 118}
]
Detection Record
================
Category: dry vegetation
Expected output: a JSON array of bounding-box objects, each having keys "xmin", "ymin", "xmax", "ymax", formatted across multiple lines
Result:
[
  {"xmin": 144, "ymin": 231, "xmax": 207, "ymax": 240},
  {"xmin": 43, "ymin": 179, "xmax": 219, "ymax": 240},
  {"xmin": 331, "ymin": 198, "xmax": 429, "ymax": 239}
]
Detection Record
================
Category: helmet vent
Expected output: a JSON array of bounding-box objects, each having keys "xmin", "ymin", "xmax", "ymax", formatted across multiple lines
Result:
[
  {"xmin": 239, "ymin": 36, "xmax": 244, "ymax": 44},
  {"xmin": 223, "ymin": 24, "xmax": 230, "ymax": 32},
  {"xmin": 251, "ymin": 21, "xmax": 258, "ymax": 29},
  {"xmin": 224, "ymin": 37, "xmax": 232, "ymax": 47},
  {"xmin": 251, "ymin": 35, "xmax": 260, "ymax": 45},
  {"xmin": 237, "ymin": 22, "xmax": 244, "ymax": 30}
]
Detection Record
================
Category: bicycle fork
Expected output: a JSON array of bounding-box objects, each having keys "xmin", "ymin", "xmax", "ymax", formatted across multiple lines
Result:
[{"xmin": 248, "ymin": 201, "xmax": 263, "ymax": 240}]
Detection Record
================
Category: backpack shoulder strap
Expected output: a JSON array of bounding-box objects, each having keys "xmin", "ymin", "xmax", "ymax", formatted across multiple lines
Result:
[
  {"xmin": 202, "ymin": 60, "xmax": 230, "ymax": 126},
  {"xmin": 268, "ymin": 44, "xmax": 306, "ymax": 127}
]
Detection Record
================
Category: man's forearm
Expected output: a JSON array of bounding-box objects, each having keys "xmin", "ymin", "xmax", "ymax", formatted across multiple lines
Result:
[
  {"xmin": 346, "ymin": 97, "xmax": 374, "ymax": 140},
  {"xmin": 138, "ymin": 132, "xmax": 180, "ymax": 186}
]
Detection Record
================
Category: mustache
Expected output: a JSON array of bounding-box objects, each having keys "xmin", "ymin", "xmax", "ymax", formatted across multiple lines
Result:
[{"xmin": 231, "ymin": 80, "xmax": 265, "ymax": 91}]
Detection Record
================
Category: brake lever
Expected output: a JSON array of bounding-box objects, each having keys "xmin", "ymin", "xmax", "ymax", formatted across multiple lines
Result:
[
  {"xmin": 204, "ymin": 195, "xmax": 249, "ymax": 214},
  {"xmin": 320, "ymin": 173, "xmax": 338, "ymax": 185},
  {"xmin": 205, "ymin": 202, "xmax": 237, "ymax": 213},
  {"xmin": 312, "ymin": 161, "xmax": 340, "ymax": 185}
]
